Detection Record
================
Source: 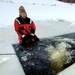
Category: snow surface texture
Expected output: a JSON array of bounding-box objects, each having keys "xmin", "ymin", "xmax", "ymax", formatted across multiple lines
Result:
[
  {"xmin": 0, "ymin": 57, "xmax": 10, "ymax": 64},
  {"xmin": 0, "ymin": 0, "xmax": 75, "ymax": 27},
  {"xmin": 57, "ymin": 63, "xmax": 75, "ymax": 75}
]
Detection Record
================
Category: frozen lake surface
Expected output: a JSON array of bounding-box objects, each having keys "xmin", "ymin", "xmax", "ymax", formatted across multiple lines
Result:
[{"xmin": 0, "ymin": 0, "xmax": 75, "ymax": 75}]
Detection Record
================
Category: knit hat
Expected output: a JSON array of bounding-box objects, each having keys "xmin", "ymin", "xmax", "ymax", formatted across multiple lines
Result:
[{"xmin": 19, "ymin": 6, "xmax": 26, "ymax": 14}]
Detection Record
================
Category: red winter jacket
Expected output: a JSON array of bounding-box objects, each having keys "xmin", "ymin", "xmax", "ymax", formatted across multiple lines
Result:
[{"xmin": 14, "ymin": 17, "xmax": 36, "ymax": 44}]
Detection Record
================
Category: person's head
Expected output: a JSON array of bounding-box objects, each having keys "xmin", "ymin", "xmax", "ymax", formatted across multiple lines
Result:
[{"xmin": 19, "ymin": 6, "xmax": 27, "ymax": 19}]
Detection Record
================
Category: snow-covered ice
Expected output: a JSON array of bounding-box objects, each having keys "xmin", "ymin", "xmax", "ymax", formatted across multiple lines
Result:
[
  {"xmin": 0, "ymin": 0, "xmax": 75, "ymax": 26},
  {"xmin": 58, "ymin": 63, "xmax": 75, "ymax": 75},
  {"xmin": 0, "ymin": 0, "xmax": 75, "ymax": 75},
  {"xmin": 0, "ymin": 55, "xmax": 25, "ymax": 75}
]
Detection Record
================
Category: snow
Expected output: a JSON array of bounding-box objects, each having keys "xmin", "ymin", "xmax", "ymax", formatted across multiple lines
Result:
[
  {"xmin": 0, "ymin": 0, "xmax": 75, "ymax": 75},
  {"xmin": 0, "ymin": 57, "xmax": 10, "ymax": 64},
  {"xmin": 0, "ymin": 0, "xmax": 75, "ymax": 27},
  {"xmin": 58, "ymin": 63, "xmax": 75, "ymax": 75},
  {"xmin": 0, "ymin": 55, "xmax": 25, "ymax": 75}
]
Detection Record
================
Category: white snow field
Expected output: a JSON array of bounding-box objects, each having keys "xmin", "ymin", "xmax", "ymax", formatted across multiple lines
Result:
[
  {"xmin": 0, "ymin": 0, "xmax": 75, "ymax": 75},
  {"xmin": 58, "ymin": 63, "xmax": 75, "ymax": 75}
]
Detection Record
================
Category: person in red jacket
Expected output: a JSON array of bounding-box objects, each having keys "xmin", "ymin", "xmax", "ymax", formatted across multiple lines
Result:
[{"xmin": 14, "ymin": 6, "xmax": 39, "ymax": 46}]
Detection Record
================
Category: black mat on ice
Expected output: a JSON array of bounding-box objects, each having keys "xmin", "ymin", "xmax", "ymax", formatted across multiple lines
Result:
[{"xmin": 13, "ymin": 32, "xmax": 75, "ymax": 75}]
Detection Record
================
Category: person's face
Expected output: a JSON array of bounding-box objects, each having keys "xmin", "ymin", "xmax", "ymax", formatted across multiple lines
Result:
[{"xmin": 20, "ymin": 12, "xmax": 27, "ymax": 19}]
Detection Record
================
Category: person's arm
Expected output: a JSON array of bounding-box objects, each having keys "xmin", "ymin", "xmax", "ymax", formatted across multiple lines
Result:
[
  {"xmin": 14, "ymin": 20, "xmax": 23, "ymax": 37},
  {"xmin": 31, "ymin": 21, "xmax": 36, "ymax": 34}
]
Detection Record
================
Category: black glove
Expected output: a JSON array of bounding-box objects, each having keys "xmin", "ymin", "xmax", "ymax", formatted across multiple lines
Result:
[
  {"xmin": 21, "ymin": 35, "xmax": 30, "ymax": 45},
  {"xmin": 30, "ymin": 33, "xmax": 35, "ymax": 36},
  {"xmin": 21, "ymin": 35, "xmax": 30, "ymax": 41},
  {"xmin": 22, "ymin": 35, "xmax": 25, "ymax": 39}
]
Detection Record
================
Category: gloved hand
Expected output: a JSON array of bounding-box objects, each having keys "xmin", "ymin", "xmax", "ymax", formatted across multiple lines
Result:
[
  {"xmin": 22, "ymin": 35, "xmax": 25, "ymax": 39},
  {"xmin": 30, "ymin": 33, "xmax": 34, "ymax": 36}
]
